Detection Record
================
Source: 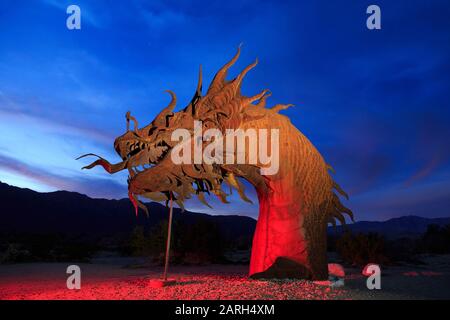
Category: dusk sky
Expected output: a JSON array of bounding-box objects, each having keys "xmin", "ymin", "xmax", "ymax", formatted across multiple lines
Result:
[{"xmin": 0, "ymin": 0, "xmax": 449, "ymax": 221}]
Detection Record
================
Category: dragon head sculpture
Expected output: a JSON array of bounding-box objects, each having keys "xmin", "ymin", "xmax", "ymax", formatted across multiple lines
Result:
[
  {"xmin": 78, "ymin": 46, "xmax": 273, "ymax": 214},
  {"xmin": 78, "ymin": 46, "xmax": 352, "ymax": 279}
]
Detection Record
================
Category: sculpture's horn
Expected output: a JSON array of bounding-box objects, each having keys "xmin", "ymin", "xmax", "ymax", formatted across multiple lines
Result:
[
  {"xmin": 153, "ymin": 90, "xmax": 176, "ymax": 127},
  {"xmin": 194, "ymin": 65, "xmax": 202, "ymax": 98},
  {"xmin": 208, "ymin": 44, "xmax": 241, "ymax": 94},
  {"xmin": 126, "ymin": 111, "xmax": 139, "ymax": 133},
  {"xmin": 185, "ymin": 65, "xmax": 203, "ymax": 115}
]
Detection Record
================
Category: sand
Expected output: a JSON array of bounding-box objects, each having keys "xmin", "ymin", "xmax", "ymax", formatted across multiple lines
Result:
[{"xmin": 1, "ymin": 255, "xmax": 449, "ymax": 300}]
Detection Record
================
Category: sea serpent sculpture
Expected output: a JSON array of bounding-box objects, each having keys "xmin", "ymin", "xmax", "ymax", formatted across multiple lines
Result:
[{"xmin": 78, "ymin": 47, "xmax": 353, "ymax": 280}]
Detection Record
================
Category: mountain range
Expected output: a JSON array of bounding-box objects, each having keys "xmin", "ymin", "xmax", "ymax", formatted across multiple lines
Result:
[
  {"xmin": 1, "ymin": 181, "xmax": 449, "ymax": 240},
  {"xmin": 0, "ymin": 181, "xmax": 256, "ymax": 242}
]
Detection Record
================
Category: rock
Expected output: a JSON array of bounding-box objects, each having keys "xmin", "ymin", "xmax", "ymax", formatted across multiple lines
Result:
[
  {"xmin": 331, "ymin": 279, "xmax": 345, "ymax": 288},
  {"xmin": 328, "ymin": 263, "xmax": 345, "ymax": 278}
]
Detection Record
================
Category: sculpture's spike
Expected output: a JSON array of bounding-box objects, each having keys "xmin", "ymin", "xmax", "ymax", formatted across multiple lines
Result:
[
  {"xmin": 332, "ymin": 210, "xmax": 346, "ymax": 225},
  {"xmin": 153, "ymin": 90, "xmax": 176, "ymax": 127},
  {"xmin": 197, "ymin": 192, "xmax": 212, "ymax": 208},
  {"xmin": 243, "ymin": 89, "xmax": 269, "ymax": 106},
  {"xmin": 333, "ymin": 194, "xmax": 354, "ymax": 222},
  {"xmin": 233, "ymin": 58, "xmax": 258, "ymax": 90},
  {"xmin": 213, "ymin": 189, "xmax": 230, "ymax": 203},
  {"xmin": 195, "ymin": 65, "xmax": 203, "ymax": 96},
  {"xmin": 327, "ymin": 164, "xmax": 335, "ymax": 174},
  {"xmin": 142, "ymin": 192, "xmax": 168, "ymax": 202},
  {"xmin": 255, "ymin": 91, "xmax": 272, "ymax": 108},
  {"xmin": 333, "ymin": 182, "xmax": 349, "ymax": 200},
  {"xmin": 126, "ymin": 111, "xmax": 139, "ymax": 133},
  {"xmin": 175, "ymin": 198, "xmax": 185, "ymax": 212},
  {"xmin": 271, "ymin": 104, "xmax": 294, "ymax": 113},
  {"xmin": 138, "ymin": 200, "xmax": 149, "ymax": 217},
  {"xmin": 186, "ymin": 65, "xmax": 203, "ymax": 115},
  {"xmin": 226, "ymin": 173, "xmax": 253, "ymax": 204},
  {"xmin": 165, "ymin": 90, "xmax": 177, "ymax": 111},
  {"xmin": 208, "ymin": 45, "xmax": 241, "ymax": 93}
]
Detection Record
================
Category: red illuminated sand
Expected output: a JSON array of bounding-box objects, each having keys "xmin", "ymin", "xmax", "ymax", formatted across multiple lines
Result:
[
  {"xmin": 0, "ymin": 263, "xmax": 342, "ymax": 300},
  {"xmin": 1, "ymin": 255, "xmax": 450, "ymax": 300}
]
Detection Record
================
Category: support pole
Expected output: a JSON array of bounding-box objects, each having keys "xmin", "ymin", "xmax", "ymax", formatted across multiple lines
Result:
[{"xmin": 163, "ymin": 192, "xmax": 174, "ymax": 281}]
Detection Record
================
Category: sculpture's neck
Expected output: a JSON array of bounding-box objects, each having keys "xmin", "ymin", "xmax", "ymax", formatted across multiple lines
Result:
[{"xmin": 249, "ymin": 173, "xmax": 329, "ymax": 280}]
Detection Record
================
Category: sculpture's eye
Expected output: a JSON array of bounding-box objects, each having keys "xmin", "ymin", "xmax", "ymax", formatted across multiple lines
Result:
[{"xmin": 148, "ymin": 127, "xmax": 157, "ymax": 136}]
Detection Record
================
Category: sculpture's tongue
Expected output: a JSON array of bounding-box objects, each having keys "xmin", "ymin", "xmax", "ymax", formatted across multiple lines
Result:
[{"xmin": 77, "ymin": 153, "xmax": 128, "ymax": 174}]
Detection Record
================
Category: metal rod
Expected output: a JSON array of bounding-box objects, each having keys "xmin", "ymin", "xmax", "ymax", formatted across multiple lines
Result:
[{"xmin": 163, "ymin": 192, "xmax": 174, "ymax": 281}]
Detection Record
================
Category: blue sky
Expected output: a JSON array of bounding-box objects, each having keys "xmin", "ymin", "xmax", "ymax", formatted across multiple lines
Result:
[{"xmin": 0, "ymin": 0, "xmax": 449, "ymax": 221}]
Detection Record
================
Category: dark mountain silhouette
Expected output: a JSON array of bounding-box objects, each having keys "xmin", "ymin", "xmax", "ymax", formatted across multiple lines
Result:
[
  {"xmin": 0, "ymin": 181, "xmax": 256, "ymax": 242},
  {"xmin": 329, "ymin": 215, "xmax": 450, "ymax": 239},
  {"xmin": 1, "ymin": 181, "xmax": 449, "ymax": 241}
]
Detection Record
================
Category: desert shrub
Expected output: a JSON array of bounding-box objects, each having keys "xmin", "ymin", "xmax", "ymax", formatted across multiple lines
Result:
[
  {"xmin": 128, "ymin": 218, "xmax": 227, "ymax": 264},
  {"xmin": 336, "ymin": 231, "xmax": 390, "ymax": 266},
  {"xmin": 236, "ymin": 236, "xmax": 252, "ymax": 250},
  {"xmin": 421, "ymin": 224, "xmax": 450, "ymax": 254},
  {"xmin": 384, "ymin": 237, "xmax": 421, "ymax": 263},
  {"xmin": 128, "ymin": 226, "xmax": 149, "ymax": 256},
  {"xmin": 1, "ymin": 243, "xmax": 32, "ymax": 263},
  {"xmin": 175, "ymin": 219, "xmax": 225, "ymax": 264},
  {"xmin": 327, "ymin": 234, "xmax": 339, "ymax": 252},
  {"xmin": 51, "ymin": 241, "xmax": 98, "ymax": 262},
  {"xmin": 147, "ymin": 220, "xmax": 171, "ymax": 257},
  {"xmin": 0, "ymin": 234, "xmax": 98, "ymax": 263}
]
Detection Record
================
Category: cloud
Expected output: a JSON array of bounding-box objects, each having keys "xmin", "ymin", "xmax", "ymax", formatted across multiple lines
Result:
[
  {"xmin": 0, "ymin": 152, "xmax": 126, "ymax": 199},
  {"xmin": 351, "ymin": 178, "xmax": 450, "ymax": 221},
  {"xmin": 0, "ymin": 108, "xmax": 114, "ymax": 146},
  {"xmin": 138, "ymin": 5, "xmax": 187, "ymax": 30},
  {"xmin": 403, "ymin": 112, "xmax": 450, "ymax": 186}
]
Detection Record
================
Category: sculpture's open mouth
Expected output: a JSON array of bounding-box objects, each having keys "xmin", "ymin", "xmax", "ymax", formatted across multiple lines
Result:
[
  {"xmin": 124, "ymin": 139, "xmax": 169, "ymax": 158},
  {"xmin": 126, "ymin": 145, "xmax": 141, "ymax": 159},
  {"xmin": 122, "ymin": 138, "xmax": 171, "ymax": 175}
]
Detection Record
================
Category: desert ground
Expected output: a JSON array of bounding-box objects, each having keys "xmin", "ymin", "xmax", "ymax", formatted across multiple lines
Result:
[{"xmin": 1, "ymin": 255, "xmax": 449, "ymax": 300}]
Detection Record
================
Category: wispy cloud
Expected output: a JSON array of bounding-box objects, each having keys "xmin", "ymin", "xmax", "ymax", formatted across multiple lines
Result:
[
  {"xmin": 0, "ymin": 108, "xmax": 114, "ymax": 146},
  {"xmin": 351, "ymin": 178, "xmax": 450, "ymax": 221},
  {"xmin": 0, "ymin": 152, "xmax": 127, "ymax": 199}
]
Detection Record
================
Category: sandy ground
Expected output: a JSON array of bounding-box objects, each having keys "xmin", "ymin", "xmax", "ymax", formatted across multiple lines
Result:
[{"xmin": 1, "ymin": 255, "xmax": 449, "ymax": 300}]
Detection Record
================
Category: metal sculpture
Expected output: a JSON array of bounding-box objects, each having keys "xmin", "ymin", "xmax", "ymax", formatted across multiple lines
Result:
[{"xmin": 78, "ymin": 47, "xmax": 352, "ymax": 280}]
